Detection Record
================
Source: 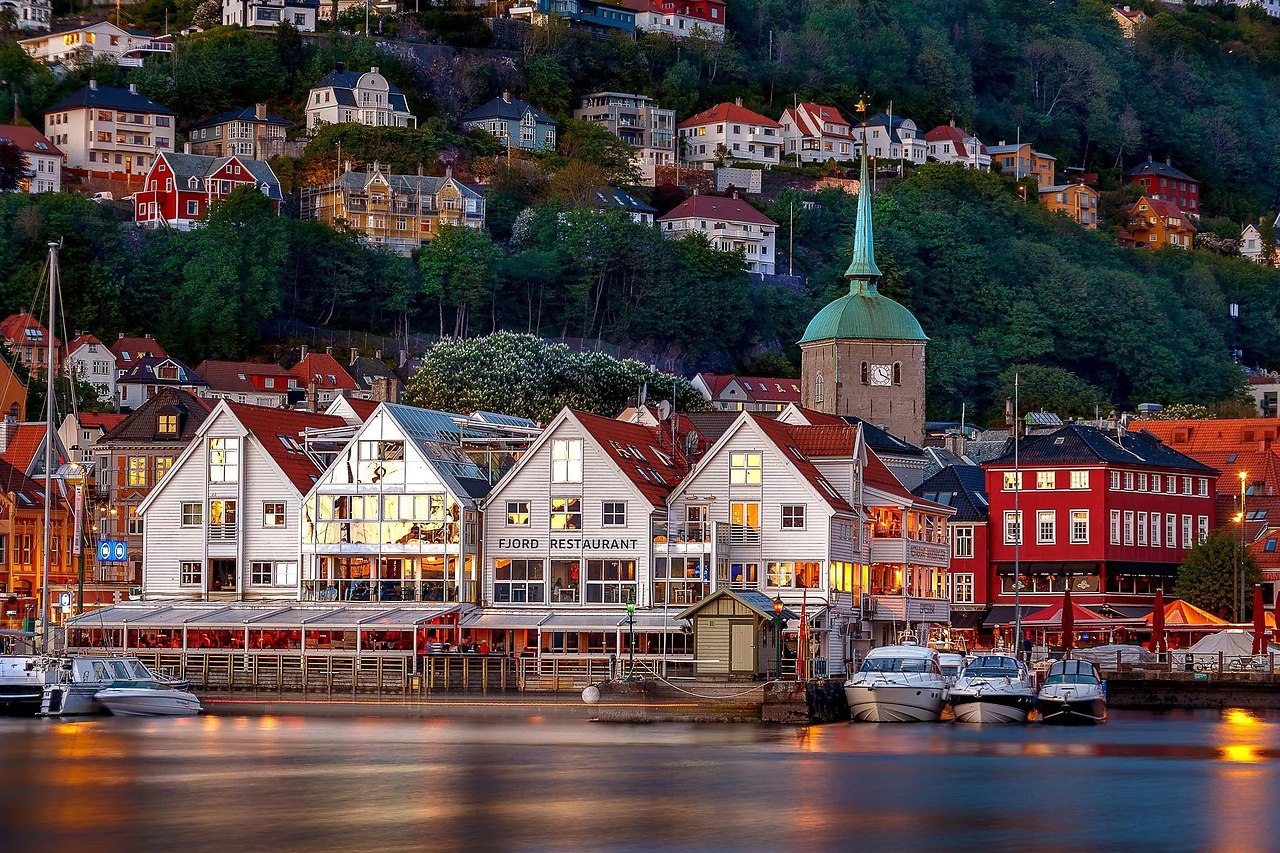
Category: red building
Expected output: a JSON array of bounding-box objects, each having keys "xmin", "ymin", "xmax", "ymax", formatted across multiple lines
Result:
[
  {"xmin": 132, "ymin": 151, "xmax": 282, "ymax": 231},
  {"xmin": 1124, "ymin": 155, "xmax": 1201, "ymax": 216},
  {"xmin": 0, "ymin": 310, "xmax": 61, "ymax": 376},
  {"xmin": 915, "ymin": 465, "xmax": 989, "ymax": 629},
  {"xmin": 983, "ymin": 425, "xmax": 1218, "ymax": 616}
]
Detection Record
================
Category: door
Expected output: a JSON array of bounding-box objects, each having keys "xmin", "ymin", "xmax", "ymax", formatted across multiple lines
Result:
[{"xmin": 729, "ymin": 621, "xmax": 755, "ymax": 674}]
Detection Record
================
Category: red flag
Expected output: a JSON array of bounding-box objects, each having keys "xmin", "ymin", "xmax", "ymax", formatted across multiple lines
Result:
[{"xmin": 796, "ymin": 588, "xmax": 807, "ymax": 681}]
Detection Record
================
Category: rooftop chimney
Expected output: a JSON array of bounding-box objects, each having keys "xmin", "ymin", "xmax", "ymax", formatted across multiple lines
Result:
[
  {"xmin": 734, "ymin": 97, "xmax": 743, "ymax": 107},
  {"xmin": 88, "ymin": 79, "xmax": 98, "ymax": 91},
  {"xmin": 371, "ymin": 376, "xmax": 399, "ymax": 404},
  {"xmin": 325, "ymin": 345, "xmax": 333, "ymax": 356},
  {"xmin": 502, "ymin": 90, "xmax": 511, "ymax": 104},
  {"xmin": 344, "ymin": 160, "xmax": 352, "ymax": 173},
  {"xmin": 398, "ymin": 349, "xmax": 407, "ymax": 368},
  {"xmin": 145, "ymin": 333, "xmax": 153, "ymax": 339},
  {"xmin": 350, "ymin": 347, "xmax": 359, "ymax": 364},
  {"xmin": 300, "ymin": 344, "xmax": 309, "ymax": 360},
  {"xmin": 306, "ymin": 381, "xmax": 318, "ymax": 413},
  {"xmin": 374, "ymin": 348, "xmax": 382, "ymax": 360},
  {"xmin": 255, "ymin": 103, "xmax": 266, "ymax": 121},
  {"xmin": 183, "ymin": 142, "xmax": 191, "ymax": 154},
  {"xmin": 128, "ymin": 83, "xmax": 138, "ymax": 95},
  {"xmin": 370, "ymin": 66, "xmax": 379, "ymax": 75},
  {"xmin": 335, "ymin": 62, "xmax": 345, "ymax": 73}
]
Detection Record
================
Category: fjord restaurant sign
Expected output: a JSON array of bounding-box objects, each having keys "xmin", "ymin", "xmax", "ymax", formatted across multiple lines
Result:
[{"xmin": 497, "ymin": 537, "xmax": 640, "ymax": 551}]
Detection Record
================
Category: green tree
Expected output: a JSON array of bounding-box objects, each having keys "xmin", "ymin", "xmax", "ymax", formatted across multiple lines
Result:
[
  {"xmin": 1175, "ymin": 528, "xmax": 1261, "ymax": 622},
  {"xmin": 556, "ymin": 119, "xmax": 641, "ymax": 186},
  {"xmin": 524, "ymin": 55, "xmax": 571, "ymax": 117},
  {"xmin": 0, "ymin": 142, "xmax": 23, "ymax": 192},
  {"xmin": 994, "ymin": 364, "xmax": 1106, "ymax": 420},
  {"xmin": 417, "ymin": 225, "xmax": 503, "ymax": 337}
]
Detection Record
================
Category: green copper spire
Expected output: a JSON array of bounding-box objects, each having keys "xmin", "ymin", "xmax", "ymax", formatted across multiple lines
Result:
[{"xmin": 844, "ymin": 96, "xmax": 882, "ymax": 286}]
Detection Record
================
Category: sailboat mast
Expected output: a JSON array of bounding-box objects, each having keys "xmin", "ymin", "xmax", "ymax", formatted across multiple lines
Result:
[{"xmin": 40, "ymin": 241, "xmax": 57, "ymax": 651}]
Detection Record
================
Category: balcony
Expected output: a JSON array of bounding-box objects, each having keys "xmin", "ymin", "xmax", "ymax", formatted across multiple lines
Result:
[
  {"xmin": 868, "ymin": 537, "xmax": 949, "ymax": 568},
  {"xmin": 207, "ymin": 524, "xmax": 237, "ymax": 542},
  {"xmin": 870, "ymin": 594, "xmax": 950, "ymax": 624},
  {"xmin": 652, "ymin": 519, "xmax": 714, "ymax": 554}
]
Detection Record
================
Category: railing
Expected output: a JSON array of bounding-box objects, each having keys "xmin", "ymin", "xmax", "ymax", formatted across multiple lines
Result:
[
  {"xmin": 870, "ymin": 594, "xmax": 950, "ymax": 624},
  {"xmin": 207, "ymin": 525, "xmax": 236, "ymax": 542},
  {"xmin": 651, "ymin": 520, "xmax": 712, "ymax": 549},
  {"xmin": 728, "ymin": 525, "xmax": 760, "ymax": 545},
  {"xmin": 517, "ymin": 654, "xmax": 695, "ymax": 690}
]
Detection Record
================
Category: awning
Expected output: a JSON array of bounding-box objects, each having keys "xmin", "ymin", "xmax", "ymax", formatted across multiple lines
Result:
[
  {"xmin": 981, "ymin": 605, "xmax": 1039, "ymax": 627},
  {"xmin": 626, "ymin": 613, "xmax": 689, "ymax": 632},
  {"xmin": 542, "ymin": 614, "xmax": 631, "ymax": 632},
  {"xmin": 461, "ymin": 611, "xmax": 551, "ymax": 630},
  {"xmin": 949, "ymin": 609, "xmax": 987, "ymax": 630},
  {"xmin": 300, "ymin": 605, "xmax": 460, "ymax": 629}
]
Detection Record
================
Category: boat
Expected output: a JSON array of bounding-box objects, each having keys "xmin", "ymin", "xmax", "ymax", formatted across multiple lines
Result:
[
  {"xmin": 949, "ymin": 653, "xmax": 1036, "ymax": 724},
  {"xmin": 845, "ymin": 643, "xmax": 947, "ymax": 723},
  {"xmin": 1036, "ymin": 658, "xmax": 1107, "ymax": 726},
  {"xmin": 937, "ymin": 652, "xmax": 967, "ymax": 688},
  {"xmin": 0, "ymin": 655, "xmax": 48, "ymax": 716},
  {"xmin": 41, "ymin": 656, "xmax": 202, "ymax": 717}
]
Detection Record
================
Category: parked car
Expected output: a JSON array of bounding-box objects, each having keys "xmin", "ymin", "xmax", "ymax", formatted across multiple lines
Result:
[{"xmin": 90, "ymin": 192, "xmax": 114, "ymax": 202}]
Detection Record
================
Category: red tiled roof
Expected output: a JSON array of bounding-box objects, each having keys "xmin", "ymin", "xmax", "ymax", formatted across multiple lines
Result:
[
  {"xmin": 677, "ymin": 102, "xmax": 781, "ymax": 130},
  {"xmin": 749, "ymin": 415, "xmax": 853, "ymax": 512},
  {"xmin": 1132, "ymin": 418, "xmax": 1280, "ymax": 491},
  {"xmin": 0, "ymin": 455, "xmax": 61, "ymax": 511},
  {"xmin": 785, "ymin": 424, "xmax": 861, "ymax": 458},
  {"xmin": 0, "ymin": 124, "xmax": 63, "ymax": 158},
  {"xmin": 344, "ymin": 398, "xmax": 380, "ymax": 421},
  {"xmin": 109, "ymin": 335, "xmax": 168, "ymax": 363},
  {"xmin": 923, "ymin": 124, "xmax": 988, "ymax": 159},
  {"xmin": 0, "ymin": 312, "xmax": 59, "ymax": 350},
  {"xmin": 67, "ymin": 333, "xmax": 104, "ymax": 354},
  {"xmin": 1, "ymin": 423, "xmax": 52, "ymax": 473},
  {"xmin": 77, "ymin": 413, "xmax": 127, "ymax": 431},
  {"xmin": 784, "ymin": 103, "xmax": 853, "ymax": 140},
  {"xmin": 574, "ymin": 410, "xmax": 684, "ymax": 507},
  {"xmin": 225, "ymin": 403, "xmax": 345, "ymax": 493},
  {"xmin": 1134, "ymin": 196, "xmax": 1196, "ymax": 230},
  {"xmin": 196, "ymin": 360, "xmax": 290, "ymax": 394},
  {"xmin": 293, "ymin": 353, "xmax": 358, "ymax": 391},
  {"xmin": 659, "ymin": 195, "xmax": 777, "ymax": 227}
]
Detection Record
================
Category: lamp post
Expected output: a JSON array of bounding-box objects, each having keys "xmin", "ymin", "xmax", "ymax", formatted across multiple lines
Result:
[
  {"xmin": 1240, "ymin": 471, "xmax": 1249, "ymax": 622},
  {"xmin": 772, "ymin": 595, "xmax": 784, "ymax": 680},
  {"xmin": 625, "ymin": 601, "xmax": 635, "ymax": 680}
]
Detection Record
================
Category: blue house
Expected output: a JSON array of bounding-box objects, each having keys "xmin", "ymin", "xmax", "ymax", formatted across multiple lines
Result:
[
  {"xmin": 461, "ymin": 93, "xmax": 558, "ymax": 153},
  {"xmin": 534, "ymin": 0, "xmax": 636, "ymax": 35}
]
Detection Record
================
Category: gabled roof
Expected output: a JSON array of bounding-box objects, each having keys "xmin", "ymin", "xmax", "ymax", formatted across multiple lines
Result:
[
  {"xmin": 186, "ymin": 105, "xmax": 291, "ymax": 131},
  {"xmin": 923, "ymin": 124, "xmax": 987, "ymax": 159},
  {"xmin": 780, "ymin": 404, "xmax": 925, "ymax": 458},
  {"xmin": 461, "ymin": 95, "xmax": 556, "ymax": 126},
  {"xmin": 225, "ymin": 402, "xmax": 345, "ymax": 493},
  {"xmin": 378, "ymin": 403, "xmax": 505, "ymax": 503},
  {"xmin": 349, "ymin": 356, "xmax": 398, "ymax": 392},
  {"xmin": 1125, "ymin": 155, "xmax": 1195, "ymax": 183},
  {"xmin": 677, "ymin": 102, "xmax": 780, "ymax": 130},
  {"xmin": 67, "ymin": 333, "xmax": 105, "ymax": 354},
  {"xmin": 680, "ymin": 411, "xmax": 739, "ymax": 444},
  {"xmin": 75, "ymin": 413, "xmax": 127, "ymax": 432},
  {"xmin": 1132, "ymin": 418, "xmax": 1280, "ymax": 493},
  {"xmin": 45, "ymin": 83, "xmax": 175, "ymax": 116},
  {"xmin": 783, "ymin": 103, "xmax": 853, "ymax": 139},
  {"xmin": 20, "ymin": 20, "xmax": 133, "ymax": 41},
  {"xmin": 109, "ymin": 335, "xmax": 167, "ymax": 363},
  {"xmin": 986, "ymin": 424, "xmax": 1218, "ymax": 474},
  {"xmin": 573, "ymin": 409, "xmax": 684, "ymax": 507},
  {"xmin": 698, "ymin": 372, "xmax": 800, "ymax": 403},
  {"xmin": 677, "ymin": 587, "xmax": 798, "ymax": 622},
  {"xmin": 330, "ymin": 167, "xmax": 483, "ymax": 200},
  {"xmin": 342, "ymin": 397, "xmax": 380, "ymax": 421},
  {"xmin": 117, "ymin": 356, "xmax": 208, "ymax": 387},
  {"xmin": 101, "ymin": 388, "xmax": 212, "ymax": 444},
  {"xmin": 0, "ymin": 455, "xmax": 61, "ymax": 512},
  {"xmin": 196, "ymin": 360, "xmax": 291, "ymax": 394},
  {"xmin": 1, "ymin": 424, "xmax": 52, "ymax": 473},
  {"xmin": 314, "ymin": 66, "xmax": 409, "ymax": 100},
  {"xmin": 1133, "ymin": 195, "xmax": 1192, "ymax": 225},
  {"xmin": 590, "ymin": 187, "xmax": 657, "ymax": 215},
  {"xmin": 293, "ymin": 353, "xmax": 357, "ymax": 391},
  {"xmin": 748, "ymin": 415, "xmax": 853, "ymax": 512},
  {"xmin": 156, "ymin": 152, "xmax": 283, "ymax": 201},
  {"xmin": 658, "ymin": 196, "xmax": 777, "ymax": 227},
  {"xmin": 0, "ymin": 312, "xmax": 58, "ymax": 349},
  {"xmin": 0, "ymin": 124, "xmax": 63, "ymax": 158},
  {"xmin": 914, "ymin": 464, "xmax": 988, "ymax": 523}
]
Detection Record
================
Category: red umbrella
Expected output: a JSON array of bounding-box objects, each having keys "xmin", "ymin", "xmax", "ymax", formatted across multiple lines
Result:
[
  {"xmin": 1061, "ymin": 586, "xmax": 1074, "ymax": 656},
  {"xmin": 1151, "ymin": 587, "xmax": 1165, "ymax": 654},
  {"xmin": 1253, "ymin": 584, "xmax": 1267, "ymax": 655}
]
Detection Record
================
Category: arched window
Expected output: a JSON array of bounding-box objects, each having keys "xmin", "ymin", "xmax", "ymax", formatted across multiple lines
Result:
[
  {"xmin": 893, "ymin": 362, "xmax": 902, "ymax": 386},
  {"xmin": 860, "ymin": 362, "xmax": 869, "ymax": 385},
  {"xmin": 814, "ymin": 373, "xmax": 825, "ymax": 403}
]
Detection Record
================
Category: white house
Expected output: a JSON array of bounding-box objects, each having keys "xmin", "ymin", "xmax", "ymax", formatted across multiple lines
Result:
[
  {"xmin": 305, "ymin": 64, "xmax": 416, "ymax": 131},
  {"xmin": 65, "ymin": 332, "xmax": 117, "ymax": 404},
  {"xmin": 657, "ymin": 193, "xmax": 778, "ymax": 275},
  {"xmin": 3, "ymin": 0, "xmax": 52, "ymax": 31},
  {"xmin": 223, "ymin": 0, "xmax": 318, "ymax": 31},
  {"xmin": 853, "ymin": 112, "xmax": 928, "ymax": 165},
  {"xmin": 42, "ymin": 80, "xmax": 176, "ymax": 181},
  {"xmin": 923, "ymin": 122, "xmax": 991, "ymax": 171},
  {"xmin": 779, "ymin": 102, "xmax": 856, "ymax": 164},
  {"xmin": 57, "ymin": 411, "xmax": 125, "ymax": 466},
  {"xmin": 19, "ymin": 21, "xmax": 149, "ymax": 65},
  {"xmin": 137, "ymin": 401, "xmax": 346, "ymax": 599},
  {"xmin": 0, "ymin": 124, "xmax": 63, "ymax": 193},
  {"xmin": 1240, "ymin": 223, "xmax": 1274, "ymax": 265},
  {"xmin": 677, "ymin": 100, "xmax": 781, "ymax": 168},
  {"xmin": 117, "ymin": 355, "xmax": 208, "ymax": 411}
]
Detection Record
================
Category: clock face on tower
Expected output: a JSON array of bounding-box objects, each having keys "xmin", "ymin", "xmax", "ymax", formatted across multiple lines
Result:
[{"xmin": 869, "ymin": 363, "xmax": 893, "ymax": 386}]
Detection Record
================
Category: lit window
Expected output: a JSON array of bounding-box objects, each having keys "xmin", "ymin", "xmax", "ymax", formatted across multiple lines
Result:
[
  {"xmin": 1036, "ymin": 471, "xmax": 1055, "ymax": 490},
  {"xmin": 209, "ymin": 437, "xmax": 239, "ymax": 483},
  {"xmin": 550, "ymin": 439, "xmax": 583, "ymax": 484},
  {"xmin": 729, "ymin": 452, "xmax": 763, "ymax": 485},
  {"xmin": 262, "ymin": 502, "xmax": 285, "ymax": 527},
  {"xmin": 551, "ymin": 497, "xmax": 582, "ymax": 530},
  {"xmin": 1069, "ymin": 471, "xmax": 1089, "ymax": 490},
  {"xmin": 506, "ymin": 501, "xmax": 530, "ymax": 526},
  {"xmin": 1070, "ymin": 510, "xmax": 1089, "ymax": 544}
]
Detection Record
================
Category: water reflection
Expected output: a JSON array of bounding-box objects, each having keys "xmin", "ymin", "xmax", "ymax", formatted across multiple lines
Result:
[{"xmin": 0, "ymin": 710, "xmax": 1279, "ymax": 850}]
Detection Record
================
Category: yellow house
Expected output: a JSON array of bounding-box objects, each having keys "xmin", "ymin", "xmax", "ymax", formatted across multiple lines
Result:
[
  {"xmin": 1124, "ymin": 195, "xmax": 1196, "ymax": 250},
  {"xmin": 1039, "ymin": 183, "xmax": 1099, "ymax": 230},
  {"xmin": 986, "ymin": 142, "xmax": 1055, "ymax": 187},
  {"xmin": 304, "ymin": 162, "xmax": 486, "ymax": 257},
  {"xmin": 1111, "ymin": 6, "xmax": 1149, "ymax": 39}
]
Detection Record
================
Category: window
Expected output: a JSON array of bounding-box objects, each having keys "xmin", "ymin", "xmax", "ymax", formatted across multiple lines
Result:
[
  {"xmin": 1138, "ymin": 473, "xmax": 1148, "ymax": 491},
  {"xmin": 262, "ymin": 502, "xmax": 285, "ymax": 527},
  {"xmin": 585, "ymin": 559, "xmax": 636, "ymax": 604},
  {"xmin": 602, "ymin": 502, "xmax": 627, "ymax": 527},
  {"xmin": 781, "ymin": 504, "xmax": 806, "ymax": 529},
  {"xmin": 860, "ymin": 361, "xmax": 869, "ymax": 385},
  {"xmin": 494, "ymin": 558, "xmax": 545, "ymax": 603},
  {"xmin": 127, "ymin": 506, "xmax": 143, "ymax": 535},
  {"xmin": 1037, "ymin": 510, "xmax": 1055, "ymax": 544},
  {"xmin": 1197, "ymin": 515, "xmax": 1209, "ymax": 543},
  {"xmin": 1182, "ymin": 477, "xmax": 1193, "ymax": 496},
  {"xmin": 1036, "ymin": 471, "xmax": 1055, "ymax": 490},
  {"xmin": 551, "ymin": 497, "xmax": 582, "ymax": 531},
  {"xmin": 1151, "ymin": 512, "xmax": 1161, "ymax": 548},
  {"xmin": 1181, "ymin": 515, "xmax": 1192, "ymax": 549},
  {"xmin": 729, "ymin": 452, "xmax": 763, "ymax": 485},
  {"xmin": 506, "ymin": 501, "xmax": 530, "ymax": 526},
  {"xmin": 953, "ymin": 526, "xmax": 974, "ymax": 558},
  {"xmin": 158, "ymin": 413, "xmax": 178, "ymax": 435},
  {"xmin": 766, "ymin": 561, "xmax": 821, "ymax": 589},
  {"xmin": 1003, "ymin": 471, "xmax": 1023, "ymax": 491},
  {"xmin": 1198, "ymin": 478, "xmax": 1208, "ymax": 497},
  {"xmin": 1070, "ymin": 471, "xmax": 1089, "ymax": 490},
  {"xmin": 181, "ymin": 502, "xmax": 201, "ymax": 526},
  {"xmin": 1062, "ymin": 510, "xmax": 1087, "ymax": 545},
  {"xmin": 209, "ymin": 499, "xmax": 237, "ymax": 540},
  {"xmin": 150, "ymin": 456, "xmax": 172, "ymax": 481},
  {"xmin": 730, "ymin": 502, "xmax": 761, "ymax": 544},
  {"xmin": 251, "ymin": 562, "xmax": 274, "ymax": 585},
  {"xmin": 1137, "ymin": 512, "xmax": 1148, "ymax": 546},
  {"xmin": 1151, "ymin": 474, "xmax": 1161, "ymax": 493},
  {"xmin": 1124, "ymin": 472, "xmax": 1134, "ymax": 490},
  {"xmin": 126, "ymin": 456, "xmax": 147, "ymax": 486},
  {"xmin": 1110, "ymin": 509, "xmax": 1121, "ymax": 545},
  {"xmin": 186, "ymin": 200, "xmax": 198, "ymax": 217},
  {"xmin": 180, "ymin": 561, "xmax": 201, "ymax": 586},
  {"xmin": 1166, "ymin": 514, "xmax": 1177, "ymax": 548},
  {"xmin": 952, "ymin": 573, "xmax": 975, "ymax": 605},
  {"xmin": 814, "ymin": 373, "xmax": 824, "ymax": 403},
  {"xmin": 1004, "ymin": 511, "xmax": 1022, "ymax": 545},
  {"xmin": 1110, "ymin": 471, "xmax": 1120, "ymax": 489},
  {"xmin": 209, "ymin": 437, "xmax": 239, "ymax": 482},
  {"xmin": 1123, "ymin": 511, "xmax": 1135, "ymax": 545},
  {"xmin": 252, "ymin": 561, "xmax": 297, "ymax": 586},
  {"xmin": 550, "ymin": 439, "xmax": 583, "ymax": 483}
]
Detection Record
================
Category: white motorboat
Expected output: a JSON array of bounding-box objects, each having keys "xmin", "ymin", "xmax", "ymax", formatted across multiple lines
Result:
[
  {"xmin": 845, "ymin": 643, "xmax": 947, "ymax": 723},
  {"xmin": 41, "ymin": 656, "xmax": 201, "ymax": 717},
  {"xmin": 0, "ymin": 655, "xmax": 48, "ymax": 716},
  {"xmin": 1036, "ymin": 658, "xmax": 1107, "ymax": 726},
  {"xmin": 938, "ymin": 653, "xmax": 967, "ymax": 689},
  {"xmin": 949, "ymin": 654, "xmax": 1036, "ymax": 724}
]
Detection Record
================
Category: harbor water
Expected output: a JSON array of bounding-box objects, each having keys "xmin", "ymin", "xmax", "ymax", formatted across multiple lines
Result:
[{"xmin": 1, "ymin": 709, "xmax": 1279, "ymax": 851}]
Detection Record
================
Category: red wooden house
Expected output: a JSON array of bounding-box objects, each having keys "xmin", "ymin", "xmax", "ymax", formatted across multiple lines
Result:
[
  {"xmin": 133, "ymin": 151, "xmax": 282, "ymax": 231},
  {"xmin": 1124, "ymin": 155, "xmax": 1201, "ymax": 216}
]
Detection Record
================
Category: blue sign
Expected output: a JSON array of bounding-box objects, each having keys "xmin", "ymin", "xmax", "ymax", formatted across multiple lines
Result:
[{"xmin": 98, "ymin": 540, "xmax": 128, "ymax": 562}]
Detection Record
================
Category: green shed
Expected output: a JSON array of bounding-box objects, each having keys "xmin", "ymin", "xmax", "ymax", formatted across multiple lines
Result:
[{"xmin": 678, "ymin": 590, "xmax": 798, "ymax": 679}]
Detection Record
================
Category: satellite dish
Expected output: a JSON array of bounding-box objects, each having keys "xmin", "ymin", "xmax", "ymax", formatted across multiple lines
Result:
[{"xmin": 657, "ymin": 400, "xmax": 672, "ymax": 420}]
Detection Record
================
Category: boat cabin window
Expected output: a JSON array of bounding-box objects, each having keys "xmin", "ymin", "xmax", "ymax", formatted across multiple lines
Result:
[
  {"xmin": 127, "ymin": 660, "xmax": 153, "ymax": 679},
  {"xmin": 965, "ymin": 656, "xmax": 1021, "ymax": 678},
  {"xmin": 860, "ymin": 656, "xmax": 939, "ymax": 674},
  {"xmin": 1046, "ymin": 661, "xmax": 1099, "ymax": 685},
  {"xmin": 109, "ymin": 660, "xmax": 132, "ymax": 679},
  {"xmin": 92, "ymin": 661, "xmax": 111, "ymax": 680}
]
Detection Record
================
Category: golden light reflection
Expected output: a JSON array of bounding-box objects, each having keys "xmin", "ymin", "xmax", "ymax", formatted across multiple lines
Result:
[
  {"xmin": 1224, "ymin": 708, "xmax": 1262, "ymax": 729},
  {"xmin": 258, "ymin": 716, "xmax": 279, "ymax": 730},
  {"xmin": 1220, "ymin": 744, "xmax": 1263, "ymax": 764}
]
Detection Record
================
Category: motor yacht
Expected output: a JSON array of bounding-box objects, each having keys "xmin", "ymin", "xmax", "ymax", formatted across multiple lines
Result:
[
  {"xmin": 949, "ymin": 653, "xmax": 1036, "ymax": 724},
  {"xmin": 41, "ymin": 656, "xmax": 202, "ymax": 717},
  {"xmin": 937, "ymin": 653, "xmax": 967, "ymax": 689},
  {"xmin": 0, "ymin": 655, "xmax": 48, "ymax": 716},
  {"xmin": 845, "ymin": 643, "xmax": 947, "ymax": 723},
  {"xmin": 1036, "ymin": 658, "xmax": 1107, "ymax": 726}
]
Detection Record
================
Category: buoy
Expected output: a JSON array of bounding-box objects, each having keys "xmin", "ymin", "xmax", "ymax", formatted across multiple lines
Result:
[{"xmin": 581, "ymin": 685, "xmax": 600, "ymax": 705}]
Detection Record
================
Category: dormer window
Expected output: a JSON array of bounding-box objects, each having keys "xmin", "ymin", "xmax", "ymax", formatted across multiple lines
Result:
[{"xmin": 158, "ymin": 413, "xmax": 178, "ymax": 435}]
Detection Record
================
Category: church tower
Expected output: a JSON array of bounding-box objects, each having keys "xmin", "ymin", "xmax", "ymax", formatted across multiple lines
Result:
[{"xmin": 799, "ymin": 99, "xmax": 928, "ymax": 446}]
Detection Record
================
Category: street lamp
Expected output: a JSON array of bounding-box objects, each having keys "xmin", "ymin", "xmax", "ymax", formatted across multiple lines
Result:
[
  {"xmin": 772, "ymin": 595, "xmax": 784, "ymax": 680},
  {"xmin": 625, "ymin": 601, "xmax": 635, "ymax": 680},
  {"xmin": 1239, "ymin": 471, "xmax": 1249, "ymax": 621}
]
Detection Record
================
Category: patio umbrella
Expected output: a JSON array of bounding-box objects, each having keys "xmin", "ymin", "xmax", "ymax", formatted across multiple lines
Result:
[
  {"xmin": 1061, "ymin": 587, "xmax": 1074, "ymax": 656},
  {"xmin": 1253, "ymin": 584, "xmax": 1267, "ymax": 655},
  {"xmin": 1150, "ymin": 587, "xmax": 1165, "ymax": 654}
]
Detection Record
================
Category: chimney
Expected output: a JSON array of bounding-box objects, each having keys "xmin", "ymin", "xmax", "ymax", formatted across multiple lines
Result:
[
  {"xmin": 374, "ymin": 348, "xmax": 382, "ymax": 360},
  {"xmin": 445, "ymin": 165, "xmax": 453, "ymax": 179},
  {"xmin": 255, "ymin": 103, "xmax": 266, "ymax": 121},
  {"xmin": 19, "ymin": 307, "xmax": 27, "ymax": 315},
  {"xmin": 117, "ymin": 332, "xmax": 124, "ymax": 340},
  {"xmin": 306, "ymin": 381, "xmax": 318, "ymax": 413},
  {"xmin": 417, "ymin": 164, "xmax": 423, "ymax": 177},
  {"xmin": 949, "ymin": 118, "xmax": 955, "ymax": 127},
  {"xmin": 1147, "ymin": 153, "xmax": 1153, "ymax": 162},
  {"xmin": 89, "ymin": 79, "xmax": 98, "ymax": 91},
  {"xmin": 0, "ymin": 415, "xmax": 14, "ymax": 454},
  {"xmin": 325, "ymin": 345, "xmax": 333, "ymax": 356},
  {"xmin": 370, "ymin": 66, "xmax": 379, "ymax": 75},
  {"xmin": 73, "ymin": 329, "xmax": 81, "ymax": 339},
  {"xmin": 734, "ymin": 97, "xmax": 743, "ymax": 107},
  {"xmin": 371, "ymin": 376, "xmax": 399, "ymax": 404},
  {"xmin": 344, "ymin": 160, "xmax": 352, "ymax": 173},
  {"xmin": 335, "ymin": 62, "xmax": 345, "ymax": 73},
  {"xmin": 350, "ymin": 347, "xmax": 359, "ymax": 364},
  {"xmin": 300, "ymin": 344, "xmax": 309, "ymax": 360},
  {"xmin": 502, "ymin": 90, "xmax": 511, "ymax": 104},
  {"xmin": 129, "ymin": 83, "xmax": 138, "ymax": 95},
  {"xmin": 183, "ymin": 142, "xmax": 191, "ymax": 154},
  {"xmin": 398, "ymin": 349, "xmax": 407, "ymax": 368}
]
